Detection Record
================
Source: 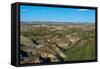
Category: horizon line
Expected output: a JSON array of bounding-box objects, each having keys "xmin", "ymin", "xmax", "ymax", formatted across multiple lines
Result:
[{"xmin": 21, "ymin": 21, "xmax": 95, "ymax": 24}]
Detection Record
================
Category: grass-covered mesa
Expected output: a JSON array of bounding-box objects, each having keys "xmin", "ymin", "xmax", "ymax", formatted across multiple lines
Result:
[{"xmin": 20, "ymin": 5, "xmax": 96, "ymax": 64}]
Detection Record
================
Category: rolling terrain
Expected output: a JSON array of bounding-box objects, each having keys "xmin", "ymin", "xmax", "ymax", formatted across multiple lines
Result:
[{"xmin": 20, "ymin": 22, "xmax": 96, "ymax": 64}]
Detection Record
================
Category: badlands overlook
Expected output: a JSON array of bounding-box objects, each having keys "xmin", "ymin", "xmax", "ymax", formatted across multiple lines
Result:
[{"xmin": 20, "ymin": 22, "xmax": 96, "ymax": 64}]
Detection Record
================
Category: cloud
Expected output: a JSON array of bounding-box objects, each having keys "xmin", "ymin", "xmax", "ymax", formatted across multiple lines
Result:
[{"xmin": 78, "ymin": 9, "xmax": 88, "ymax": 11}]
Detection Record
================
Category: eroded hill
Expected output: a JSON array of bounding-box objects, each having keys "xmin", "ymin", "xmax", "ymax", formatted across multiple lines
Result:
[{"xmin": 20, "ymin": 23, "xmax": 96, "ymax": 64}]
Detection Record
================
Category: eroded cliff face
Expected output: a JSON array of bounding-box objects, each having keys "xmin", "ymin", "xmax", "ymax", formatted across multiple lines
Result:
[{"xmin": 20, "ymin": 24, "xmax": 95, "ymax": 64}]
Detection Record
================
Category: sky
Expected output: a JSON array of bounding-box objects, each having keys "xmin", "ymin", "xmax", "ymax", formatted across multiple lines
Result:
[{"xmin": 20, "ymin": 5, "xmax": 96, "ymax": 23}]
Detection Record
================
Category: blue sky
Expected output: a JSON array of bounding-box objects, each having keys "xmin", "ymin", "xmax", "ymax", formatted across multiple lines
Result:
[{"xmin": 20, "ymin": 5, "xmax": 95, "ymax": 23}]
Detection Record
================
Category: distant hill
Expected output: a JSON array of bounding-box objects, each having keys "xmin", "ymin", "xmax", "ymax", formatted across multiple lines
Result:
[{"xmin": 21, "ymin": 21, "xmax": 95, "ymax": 25}]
